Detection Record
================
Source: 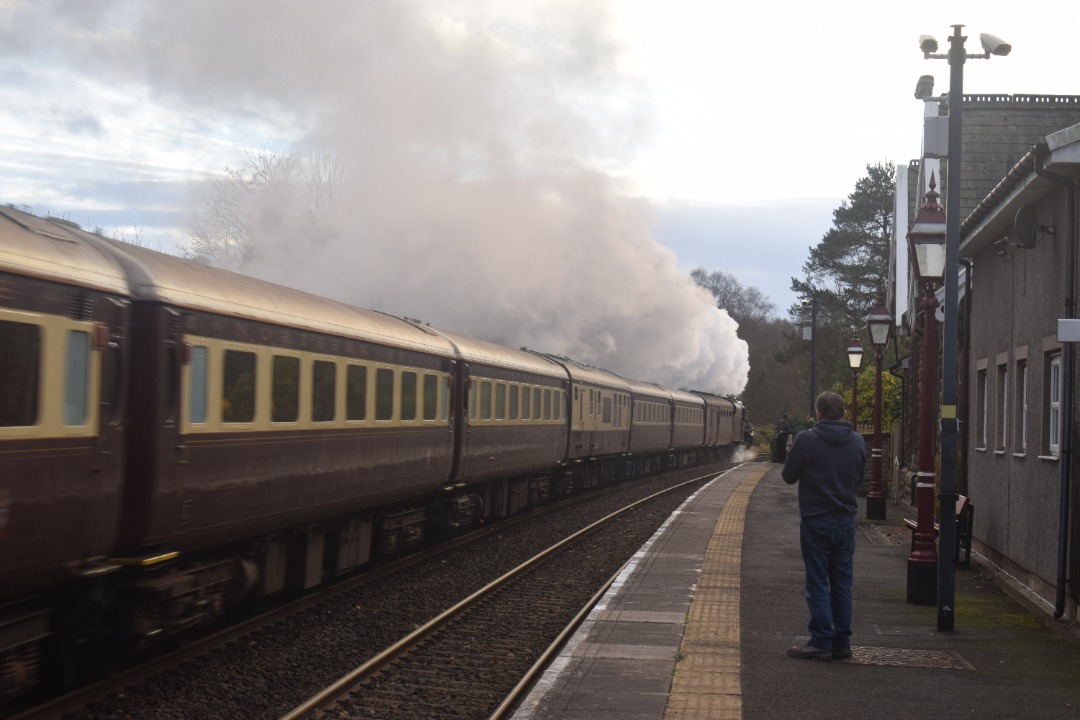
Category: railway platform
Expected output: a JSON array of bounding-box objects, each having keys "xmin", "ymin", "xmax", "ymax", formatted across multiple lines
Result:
[{"xmin": 511, "ymin": 461, "xmax": 1080, "ymax": 720}]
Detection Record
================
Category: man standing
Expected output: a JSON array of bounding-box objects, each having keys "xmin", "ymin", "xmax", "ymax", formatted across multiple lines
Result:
[
  {"xmin": 774, "ymin": 414, "xmax": 792, "ymax": 462},
  {"xmin": 782, "ymin": 391, "xmax": 866, "ymax": 661}
]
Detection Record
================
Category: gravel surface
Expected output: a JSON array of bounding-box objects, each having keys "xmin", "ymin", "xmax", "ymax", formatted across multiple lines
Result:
[{"xmin": 69, "ymin": 465, "xmax": 729, "ymax": 720}]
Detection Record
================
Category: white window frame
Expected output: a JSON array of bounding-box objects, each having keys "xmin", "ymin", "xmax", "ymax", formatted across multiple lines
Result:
[{"xmin": 1049, "ymin": 352, "xmax": 1062, "ymax": 456}]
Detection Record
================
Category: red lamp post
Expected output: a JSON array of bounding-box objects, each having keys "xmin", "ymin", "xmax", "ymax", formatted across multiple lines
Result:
[
  {"xmin": 906, "ymin": 172, "xmax": 947, "ymax": 604},
  {"xmin": 866, "ymin": 299, "xmax": 893, "ymax": 521}
]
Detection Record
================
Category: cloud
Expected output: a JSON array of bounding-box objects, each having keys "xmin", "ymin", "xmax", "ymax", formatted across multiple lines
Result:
[{"xmin": 1, "ymin": 0, "xmax": 749, "ymax": 394}]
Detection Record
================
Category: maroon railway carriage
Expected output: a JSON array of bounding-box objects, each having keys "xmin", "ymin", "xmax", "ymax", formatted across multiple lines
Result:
[
  {"xmin": 90, "ymin": 236, "xmax": 463, "ymax": 593},
  {"xmin": 542, "ymin": 356, "xmax": 633, "ymax": 489},
  {"xmin": 696, "ymin": 391, "xmax": 744, "ymax": 460},
  {"xmin": 669, "ymin": 387, "xmax": 706, "ymax": 461},
  {"xmin": 0, "ymin": 209, "xmax": 132, "ymax": 681},
  {"xmin": 0, "ymin": 204, "xmax": 753, "ymax": 700},
  {"xmin": 435, "ymin": 332, "xmax": 570, "ymax": 520}
]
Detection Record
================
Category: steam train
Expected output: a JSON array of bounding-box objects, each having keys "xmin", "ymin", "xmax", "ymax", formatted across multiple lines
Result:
[{"xmin": 0, "ymin": 204, "xmax": 751, "ymax": 698}]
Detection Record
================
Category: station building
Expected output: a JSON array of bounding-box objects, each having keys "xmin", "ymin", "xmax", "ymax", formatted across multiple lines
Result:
[{"xmin": 894, "ymin": 93, "xmax": 1080, "ymax": 620}]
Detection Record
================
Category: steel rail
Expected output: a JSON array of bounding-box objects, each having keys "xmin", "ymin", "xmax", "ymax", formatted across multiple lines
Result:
[{"xmin": 278, "ymin": 467, "xmax": 732, "ymax": 720}]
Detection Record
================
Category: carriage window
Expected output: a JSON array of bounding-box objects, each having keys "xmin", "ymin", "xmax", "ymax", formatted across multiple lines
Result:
[
  {"xmin": 401, "ymin": 371, "xmax": 418, "ymax": 421},
  {"xmin": 63, "ymin": 330, "xmax": 91, "ymax": 426},
  {"xmin": 544, "ymin": 388, "xmax": 552, "ymax": 420},
  {"xmin": 222, "ymin": 350, "xmax": 256, "ymax": 423},
  {"xmin": 495, "ymin": 383, "xmax": 506, "ymax": 420},
  {"xmin": 423, "ymin": 374, "xmax": 438, "ymax": 421},
  {"xmin": 376, "ymin": 368, "xmax": 394, "ymax": 420},
  {"xmin": 509, "ymin": 385, "xmax": 519, "ymax": 420},
  {"xmin": 480, "ymin": 381, "xmax": 492, "ymax": 420},
  {"xmin": 533, "ymin": 388, "xmax": 542, "ymax": 419},
  {"xmin": 346, "ymin": 365, "xmax": 367, "ymax": 420},
  {"xmin": 272, "ymin": 355, "xmax": 299, "ymax": 422},
  {"xmin": 469, "ymin": 381, "xmax": 477, "ymax": 421},
  {"xmin": 554, "ymin": 390, "xmax": 562, "ymax": 421},
  {"xmin": 602, "ymin": 397, "xmax": 612, "ymax": 424},
  {"xmin": 188, "ymin": 345, "xmax": 208, "ymax": 423},
  {"xmin": 521, "ymin": 385, "xmax": 531, "ymax": 420},
  {"xmin": 0, "ymin": 320, "xmax": 41, "ymax": 426},
  {"xmin": 313, "ymin": 360, "xmax": 336, "ymax": 422}
]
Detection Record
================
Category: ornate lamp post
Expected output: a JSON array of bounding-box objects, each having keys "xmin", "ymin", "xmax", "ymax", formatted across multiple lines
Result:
[
  {"xmin": 866, "ymin": 299, "xmax": 893, "ymax": 521},
  {"xmin": 906, "ymin": 172, "xmax": 947, "ymax": 604},
  {"xmin": 920, "ymin": 23, "xmax": 1010, "ymax": 629},
  {"xmin": 846, "ymin": 335, "xmax": 864, "ymax": 426}
]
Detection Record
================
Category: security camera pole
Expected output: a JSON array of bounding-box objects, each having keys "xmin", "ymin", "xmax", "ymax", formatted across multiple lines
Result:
[{"xmin": 920, "ymin": 23, "xmax": 1010, "ymax": 632}]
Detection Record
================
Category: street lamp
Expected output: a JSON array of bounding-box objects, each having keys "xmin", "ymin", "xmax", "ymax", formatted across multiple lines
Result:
[
  {"xmin": 921, "ymin": 23, "xmax": 1010, "ymax": 630},
  {"xmin": 906, "ymin": 174, "xmax": 947, "ymax": 604},
  {"xmin": 847, "ymin": 335, "xmax": 864, "ymax": 426},
  {"xmin": 866, "ymin": 299, "xmax": 893, "ymax": 521}
]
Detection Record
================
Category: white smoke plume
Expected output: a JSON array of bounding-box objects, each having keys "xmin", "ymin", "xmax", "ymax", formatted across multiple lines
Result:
[{"xmin": 7, "ymin": 1, "xmax": 748, "ymax": 394}]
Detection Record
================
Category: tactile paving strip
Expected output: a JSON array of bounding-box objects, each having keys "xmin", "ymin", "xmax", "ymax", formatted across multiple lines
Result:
[{"xmin": 844, "ymin": 646, "xmax": 975, "ymax": 670}]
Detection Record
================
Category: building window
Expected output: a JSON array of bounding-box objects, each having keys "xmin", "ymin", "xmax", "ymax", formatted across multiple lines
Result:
[
  {"xmin": 1048, "ymin": 352, "xmax": 1062, "ymax": 456},
  {"xmin": 996, "ymin": 363, "xmax": 1008, "ymax": 451},
  {"xmin": 1014, "ymin": 359, "xmax": 1027, "ymax": 454},
  {"xmin": 975, "ymin": 368, "xmax": 988, "ymax": 449}
]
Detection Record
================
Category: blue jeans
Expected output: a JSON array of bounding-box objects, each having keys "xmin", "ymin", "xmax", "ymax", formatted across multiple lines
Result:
[{"xmin": 799, "ymin": 514, "xmax": 856, "ymax": 650}]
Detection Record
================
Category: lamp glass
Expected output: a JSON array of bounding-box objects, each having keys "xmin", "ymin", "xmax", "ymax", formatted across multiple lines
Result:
[
  {"xmin": 913, "ymin": 242, "xmax": 946, "ymax": 281},
  {"xmin": 868, "ymin": 316, "xmax": 891, "ymax": 347},
  {"xmin": 847, "ymin": 345, "xmax": 864, "ymax": 370}
]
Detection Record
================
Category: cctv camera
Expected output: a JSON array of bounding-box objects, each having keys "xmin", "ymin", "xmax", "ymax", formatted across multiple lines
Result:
[
  {"xmin": 919, "ymin": 35, "xmax": 939, "ymax": 54},
  {"xmin": 980, "ymin": 33, "xmax": 1011, "ymax": 56},
  {"xmin": 914, "ymin": 75, "xmax": 935, "ymax": 100}
]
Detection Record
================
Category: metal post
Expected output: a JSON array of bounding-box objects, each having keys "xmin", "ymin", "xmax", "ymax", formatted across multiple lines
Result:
[
  {"xmin": 867, "ymin": 345, "xmax": 886, "ymax": 520},
  {"xmin": 851, "ymin": 368, "xmax": 859, "ymax": 426},
  {"xmin": 909, "ymin": 285, "xmax": 939, "ymax": 604},
  {"xmin": 937, "ymin": 23, "xmax": 966, "ymax": 631}
]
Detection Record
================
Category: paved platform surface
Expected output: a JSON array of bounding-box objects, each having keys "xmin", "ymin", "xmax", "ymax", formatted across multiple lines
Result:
[{"xmin": 512, "ymin": 462, "xmax": 1080, "ymax": 720}]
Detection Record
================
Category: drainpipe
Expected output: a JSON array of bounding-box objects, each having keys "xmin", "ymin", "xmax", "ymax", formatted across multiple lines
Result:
[
  {"xmin": 960, "ymin": 259, "xmax": 973, "ymax": 496},
  {"xmin": 1035, "ymin": 145, "xmax": 1077, "ymax": 619}
]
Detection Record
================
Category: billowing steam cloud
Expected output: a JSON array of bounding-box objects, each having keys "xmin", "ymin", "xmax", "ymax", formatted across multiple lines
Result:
[{"xmin": 7, "ymin": 1, "xmax": 748, "ymax": 394}]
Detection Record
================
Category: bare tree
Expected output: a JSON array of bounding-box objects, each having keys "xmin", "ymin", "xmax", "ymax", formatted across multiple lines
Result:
[
  {"xmin": 185, "ymin": 143, "xmax": 346, "ymax": 271},
  {"xmin": 690, "ymin": 268, "xmax": 776, "ymax": 326}
]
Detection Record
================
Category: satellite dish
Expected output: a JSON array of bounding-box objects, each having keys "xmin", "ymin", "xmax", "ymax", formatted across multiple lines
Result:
[{"xmin": 1013, "ymin": 205, "xmax": 1038, "ymax": 248}]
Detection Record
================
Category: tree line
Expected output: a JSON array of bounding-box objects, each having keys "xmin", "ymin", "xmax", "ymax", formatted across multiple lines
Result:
[{"xmin": 692, "ymin": 161, "xmax": 903, "ymax": 443}]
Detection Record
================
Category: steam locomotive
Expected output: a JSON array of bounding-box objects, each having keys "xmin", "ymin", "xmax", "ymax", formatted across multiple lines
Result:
[{"xmin": 0, "ymin": 204, "xmax": 751, "ymax": 698}]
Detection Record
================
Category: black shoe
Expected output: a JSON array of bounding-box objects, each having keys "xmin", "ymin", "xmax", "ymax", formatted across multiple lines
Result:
[
  {"xmin": 832, "ymin": 647, "xmax": 852, "ymax": 660},
  {"xmin": 787, "ymin": 644, "xmax": 832, "ymax": 661}
]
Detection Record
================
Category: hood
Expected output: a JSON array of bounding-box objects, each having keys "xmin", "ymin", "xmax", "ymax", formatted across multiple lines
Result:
[{"xmin": 812, "ymin": 420, "xmax": 856, "ymax": 446}]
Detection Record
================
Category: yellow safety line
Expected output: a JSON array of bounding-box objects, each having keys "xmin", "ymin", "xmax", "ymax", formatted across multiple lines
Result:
[{"xmin": 664, "ymin": 463, "xmax": 769, "ymax": 720}]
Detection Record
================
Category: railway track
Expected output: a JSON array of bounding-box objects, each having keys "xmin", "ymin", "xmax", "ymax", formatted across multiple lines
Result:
[
  {"xmin": 7, "ymin": 461, "xmax": 747, "ymax": 720},
  {"xmin": 278, "ymin": 468, "xmax": 731, "ymax": 720}
]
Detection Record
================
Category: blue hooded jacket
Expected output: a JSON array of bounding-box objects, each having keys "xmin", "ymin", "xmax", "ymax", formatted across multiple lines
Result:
[{"xmin": 781, "ymin": 420, "xmax": 866, "ymax": 518}]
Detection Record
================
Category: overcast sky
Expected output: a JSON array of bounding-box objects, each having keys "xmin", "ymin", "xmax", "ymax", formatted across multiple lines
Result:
[{"xmin": 1, "ymin": 0, "xmax": 1076, "ymax": 393}]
